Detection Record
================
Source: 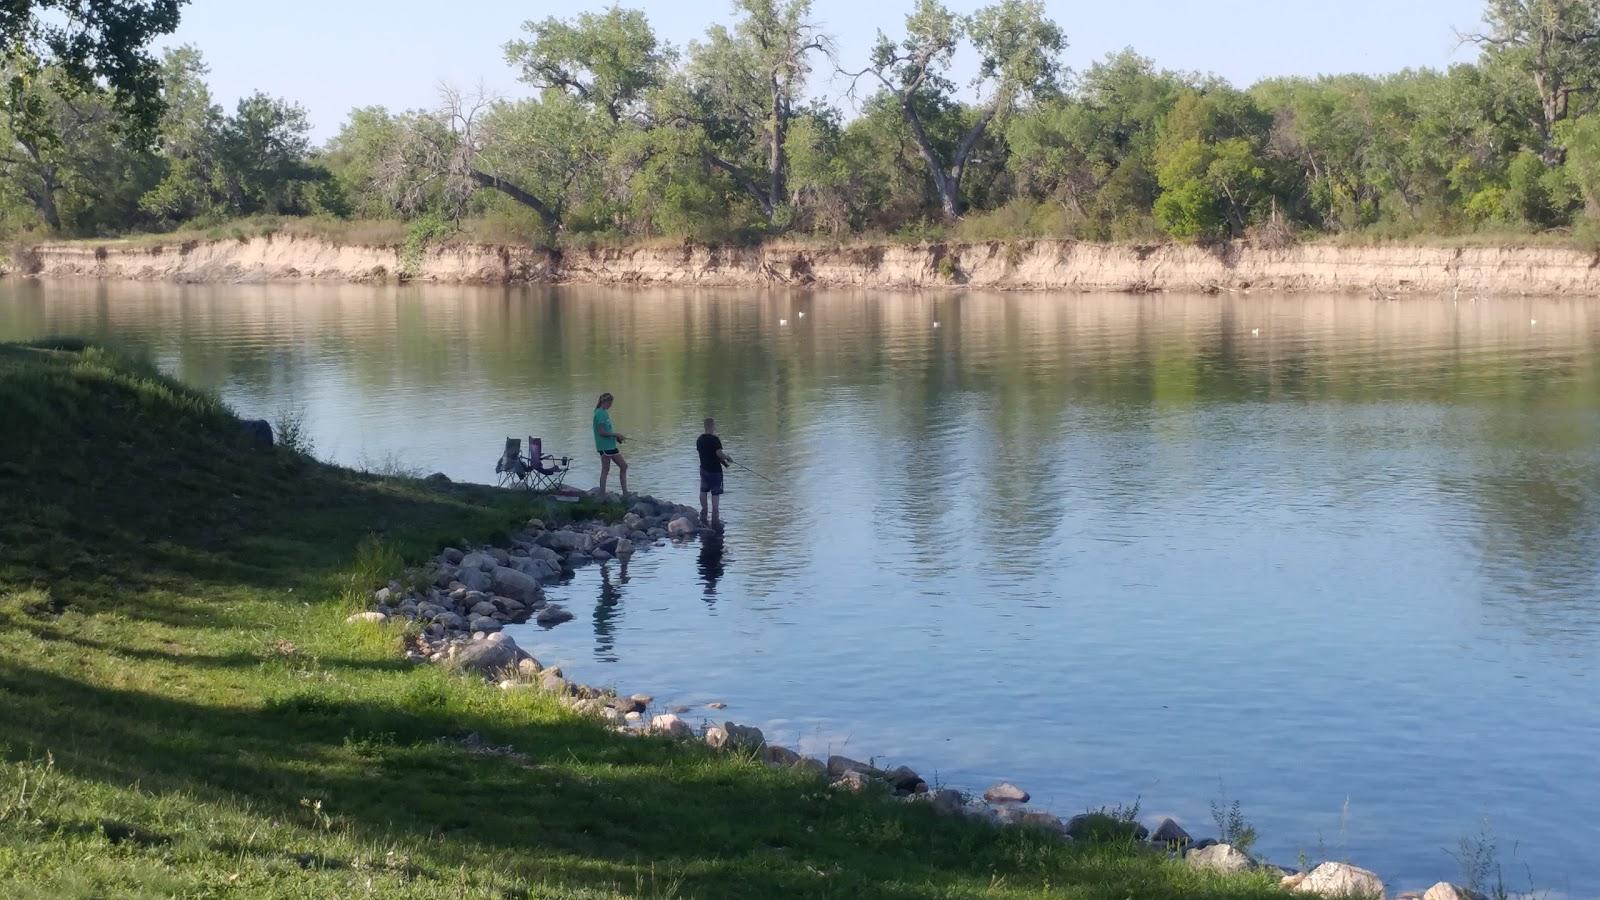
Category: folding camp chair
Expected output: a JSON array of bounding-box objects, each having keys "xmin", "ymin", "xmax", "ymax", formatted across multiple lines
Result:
[
  {"xmin": 525, "ymin": 437, "xmax": 572, "ymax": 492},
  {"xmin": 495, "ymin": 437, "xmax": 530, "ymax": 488}
]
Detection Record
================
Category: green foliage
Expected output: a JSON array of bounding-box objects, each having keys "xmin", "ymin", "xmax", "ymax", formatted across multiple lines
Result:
[
  {"xmin": 15, "ymin": 2, "xmax": 1600, "ymax": 244},
  {"xmin": 1210, "ymin": 798, "xmax": 1258, "ymax": 853},
  {"xmin": 399, "ymin": 213, "xmax": 453, "ymax": 279}
]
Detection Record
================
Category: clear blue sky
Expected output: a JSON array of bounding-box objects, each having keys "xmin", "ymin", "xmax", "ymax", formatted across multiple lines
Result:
[{"xmin": 163, "ymin": 0, "xmax": 1487, "ymax": 142}]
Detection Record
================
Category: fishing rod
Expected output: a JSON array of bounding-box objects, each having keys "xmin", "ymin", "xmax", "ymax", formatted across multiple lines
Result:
[{"xmin": 622, "ymin": 434, "xmax": 778, "ymax": 484}]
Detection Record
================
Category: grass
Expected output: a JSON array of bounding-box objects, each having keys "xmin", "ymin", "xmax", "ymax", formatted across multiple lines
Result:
[{"xmin": 0, "ymin": 340, "xmax": 1289, "ymax": 898}]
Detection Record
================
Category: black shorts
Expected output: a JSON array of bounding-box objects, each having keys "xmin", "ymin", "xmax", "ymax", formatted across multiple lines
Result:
[
  {"xmin": 700, "ymin": 468, "xmax": 724, "ymax": 495},
  {"xmin": 599, "ymin": 448, "xmax": 621, "ymax": 457}
]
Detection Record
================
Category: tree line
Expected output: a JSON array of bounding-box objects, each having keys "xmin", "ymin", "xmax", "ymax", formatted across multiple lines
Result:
[{"xmin": 10, "ymin": 0, "xmax": 1600, "ymax": 245}]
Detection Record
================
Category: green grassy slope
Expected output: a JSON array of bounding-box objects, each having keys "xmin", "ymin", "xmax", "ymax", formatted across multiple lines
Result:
[{"xmin": 0, "ymin": 341, "xmax": 1285, "ymax": 898}]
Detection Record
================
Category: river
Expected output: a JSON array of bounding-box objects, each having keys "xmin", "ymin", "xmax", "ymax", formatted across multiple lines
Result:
[{"xmin": 4, "ymin": 278, "xmax": 1598, "ymax": 896}]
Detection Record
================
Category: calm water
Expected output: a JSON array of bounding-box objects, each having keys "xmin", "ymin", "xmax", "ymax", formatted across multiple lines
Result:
[{"xmin": 4, "ymin": 279, "xmax": 1599, "ymax": 896}]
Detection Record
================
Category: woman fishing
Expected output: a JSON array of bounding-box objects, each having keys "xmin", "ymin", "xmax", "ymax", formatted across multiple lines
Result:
[{"xmin": 593, "ymin": 392, "xmax": 628, "ymax": 496}]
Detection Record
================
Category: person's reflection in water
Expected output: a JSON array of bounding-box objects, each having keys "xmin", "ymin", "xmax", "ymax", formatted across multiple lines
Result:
[
  {"xmin": 698, "ymin": 530, "xmax": 726, "ymax": 604},
  {"xmin": 591, "ymin": 559, "xmax": 629, "ymax": 662}
]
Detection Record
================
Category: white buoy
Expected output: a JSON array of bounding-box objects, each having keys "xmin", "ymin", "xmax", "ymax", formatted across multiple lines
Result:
[
  {"xmin": 779, "ymin": 318, "xmax": 788, "ymax": 326},
  {"xmin": 798, "ymin": 311, "xmax": 806, "ymax": 318},
  {"xmin": 1251, "ymin": 328, "xmax": 1260, "ymax": 336},
  {"xmin": 933, "ymin": 321, "xmax": 941, "ymax": 328},
  {"xmin": 1531, "ymin": 319, "xmax": 1538, "ymax": 326}
]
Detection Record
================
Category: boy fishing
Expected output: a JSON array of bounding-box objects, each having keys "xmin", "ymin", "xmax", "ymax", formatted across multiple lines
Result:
[{"xmin": 696, "ymin": 417, "xmax": 732, "ymax": 524}]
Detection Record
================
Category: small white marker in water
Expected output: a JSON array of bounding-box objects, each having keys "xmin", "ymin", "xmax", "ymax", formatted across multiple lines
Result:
[
  {"xmin": 779, "ymin": 318, "xmax": 788, "ymax": 326},
  {"xmin": 1251, "ymin": 328, "xmax": 1260, "ymax": 336},
  {"xmin": 1531, "ymin": 319, "xmax": 1538, "ymax": 326},
  {"xmin": 798, "ymin": 311, "xmax": 806, "ymax": 318},
  {"xmin": 933, "ymin": 321, "xmax": 941, "ymax": 328}
]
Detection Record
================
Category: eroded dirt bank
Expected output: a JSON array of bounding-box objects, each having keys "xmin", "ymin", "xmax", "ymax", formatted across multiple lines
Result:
[{"xmin": 10, "ymin": 234, "xmax": 1600, "ymax": 295}]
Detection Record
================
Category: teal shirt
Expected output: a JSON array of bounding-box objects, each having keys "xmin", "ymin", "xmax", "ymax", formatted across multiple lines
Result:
[{"xmin": 593, "ymin": 407, "xmax": 618, "ymax": 452}]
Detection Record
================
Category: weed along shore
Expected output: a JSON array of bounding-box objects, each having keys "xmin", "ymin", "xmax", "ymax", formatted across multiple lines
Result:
[
  {"xmin": 20, "ymin": 231, "xmax": 1600, "ymax": 296},
  {"xmin": 361, "ymin": 492, "xmax": 1490, "ymax": 900}
]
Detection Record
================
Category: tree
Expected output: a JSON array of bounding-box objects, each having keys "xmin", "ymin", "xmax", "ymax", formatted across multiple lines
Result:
[
  {"xmin": 139, "ymin": 46, "xmax": 225, "ymax": 224},
  {"xmin": 684, "ymin": 0, "xmax": 830, "ymax": 224},
  {"xmin": 1, "ymin": 0, "xmax": 187, "ymax": 139},
  {"xmin": 1463, "ymin": 0, "xmax": 1600, "ymax": 161},
  {"xmin": 504, "ymin": 7, "xmax": 671, "ymax": 124},
  {"xmin": 215, "ymin": 92, "xmax": 318, "ymax": 215},
  {"xmin": 0, "ymin": 64, "xmax": 140, "ymax": 231},
  {"xmin": 849, "ymin": 0, "xmax": 1064, "ymax": 218},
  {"xmin": 1152, "ymin": 89, "xmax": 1278, "ymax": 240}
]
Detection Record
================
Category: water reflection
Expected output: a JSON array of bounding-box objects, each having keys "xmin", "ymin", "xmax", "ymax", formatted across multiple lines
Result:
[
  {"xmin": 591, "ymin": 560, "xmax": 630, "ymax": 662},
  {"xmin": 698, "ymin": 531, "xmax": 727, "ymax": 601}
]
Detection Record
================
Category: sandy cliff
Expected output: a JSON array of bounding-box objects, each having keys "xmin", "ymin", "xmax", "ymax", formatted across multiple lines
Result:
[{"xmin": 9, "ymin": 233, "xmax": 1600, "ymax": 294}]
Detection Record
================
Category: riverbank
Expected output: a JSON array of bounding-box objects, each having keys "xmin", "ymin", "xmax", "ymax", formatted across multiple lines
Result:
[
  {"xmin": 0, "ymin": 340, "xmax": 1299, "ymax": 898},
  {"xmin": 12, "ymin": 231, "xmax": 1600, "ymax": 295}
]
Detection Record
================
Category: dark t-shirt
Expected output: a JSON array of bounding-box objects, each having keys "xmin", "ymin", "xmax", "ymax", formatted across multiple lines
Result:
[{"xmin": 696, "ymin": 433, "xmax": 726, "ymax": 472}]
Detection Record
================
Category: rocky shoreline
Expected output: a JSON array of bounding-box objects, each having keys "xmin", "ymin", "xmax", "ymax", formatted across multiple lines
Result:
[{"xmin": 349, "ymin": 495, "xmax": 1485, "ymax": 900}]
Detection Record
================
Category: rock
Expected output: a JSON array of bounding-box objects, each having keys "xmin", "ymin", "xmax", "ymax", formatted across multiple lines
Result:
[
  {"xmin": 515, "ymin": 657, "xmax": 542, "ymax": 679},
  {"xmin": 624, "ymin": 711, "xmax": 643, "ymax": 723},
  {"xmin": 1065, "ymin": 813, "xmax": 1149, "ymax": 842},
  {"xmin": 721, "ymin": 722, "xmax": 765, "ymax": 752},
  {"xmin": 829, "ymin": 770, "xmax": 872, "ymax": 793},
  {"xmin": 600, "ymin": 707, "xmax": 622, "ymax": 723},
  {"xmin": 460, "ymin": 551, "xmax": 496, "ymax": 572},
  {"xmin": 570, "ymin": 698, "xmax": 604, "ymax": 716},
  {"xmin": 424, "ymin": 472, "xmax": 450, "ymax": 484},
  {"xmin": 1187, "ymin": 843, "xmax": 1256, "ymax": 874},
  {"xmin": 615, "ymin": 538, "xmax": 635, "ymax": 558},
  {"xmin": 1423, "ymin": 884, "xmax": 1487, "ymax": 900},
  {"xmin": 764, "ymin": 745, "xmax": 801, "ymax": 768},
  {"xmin": 490, "ymin": 566, "xmax": 542, "ymax": 603},
  {"xmin": 704, "ymin": 726, "xmax": 729, "ymax": 749},
  {"xmin": 544, "ymin": 530, "xmax": 591, "ymax": 552},
  {"xmin": 239, "ymin": 418, "xmax": 273, "ymax": 448},
  {"xmin": 490, "ymin": 548, "xmax": 510, "ymax": 566},
  {"xmin": 983, "ymin": 782, "xmax": 1030, "ymax": 804},
  {"xmin": 535, "ymin": 604, "xmax": 574, "ymax": 626},
  {"xmin": 457, "ymin": 567, "xmax": 492, "ymax": 593},
  {"xmin": 526, "ymin": 518, "xmax": 545, "ymax": 531},
  {"xmin": 611, "ymin": 696, "xmax": 646, "ymax": 715},
  {"xmin": 468, "ymin": 615, "xmax": 502, "ymax": 633},
  {"xmin": 441, "ymin": 548, "xmax": 465, "ymax": 565},
  {"xmin": 1294, "ymin": 862, "xmax": 1384, "ymax": 898},
  {"xmin": 1282, "ymin": 873, "xmax": 1308, "ymax": 890},
  {"xmin": 345, "ymin": 611, "xmax": 387, "ymax": 624},
  {"xmin": 470, "ymin": 601, "xmax": 499, "ymax": 618},
  {"xmin": 373, "ymin": 587, "xmax": 393, "ymax": 604},
  {"xmin": 707, "ymin": 701, "xmax": 727, "ymax": 710},
  {"xmin": 591, "ymin": 549, "xmax": 613, "ymax": 562},
  {"xmin": 649, "ymin": 714, "xmax": 692, "ymax": 739},
  {"xmin": 827, "ymin": 755, "xmax": 877, "ymax": 778},
  {"xmin": 447, "ymin": 633, "xmax": 530, "ymax": 678},
  {"xmin": 434, "ymin": 612, "xmax": 467, "ymax": 630},
  {"xmin": 929, "ymin": 788, "xmax": 964, "ymax": 814},
  {"xmin": 622, "ymin": 512, "xmax": 643, "ymax": 530},
  {"xmin": 1019, "ymin": 811, "xmax": 1067, "ymax": 833},
  {"xmin": 539, "ymin": 672, "xmax": 571, "ymax": 695},
  {"xmin": 884, "ymin": 765, "xmax": 924, "ymax": 793},
  {"xmin": 630, "ymin": 693, "xmax": 653, "ymax": 706},
  {"xmin": 667, "ymin": 517, "xmax": 695, "ymax": 538},
  {"xmin": 792, "ymin": 757, "xmax": 826, "ymax": 779},
  {"xmin": 1151, "ymin": 817, "xmax": 1192, "ymax": 847}
]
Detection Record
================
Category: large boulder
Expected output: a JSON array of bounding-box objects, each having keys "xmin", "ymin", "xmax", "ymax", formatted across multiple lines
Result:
[
  {"xmin": 1295, "ymin": 862, "xmax": 1384, "ymax": 898},
  {"xmin": 649, "ymin": 714, "xmax": 693, "ymax": 739},
  {"xmin": 433, "ymin": 611, "xmax": 467, "ymax": 630},
  {"xmin": 490, "ymin": 565, "xmax": 542, "ymax": 603},
  {"xmin": 721, "ymin": 722, "xmax": 765, "ymax": 752},
  {"xmin": 456, "ymin": 567, "xmax": 492, "ymax": 593},
  {"xmin": 543, "ymin": 530, "xmax": 591, "ymax": 552},
  {"xmin": 1187, "ymin": 844, "xmax": 1255, "ymax": 874},
  {"xmin": 1151, "ymin": 817, "xmax": 1193, "ymax": 847},
  {"xmin": 1423, "ymin": 884, "xmax": 1487, "ymax": 900},
  {"xmin": 468, "ymin": 615, "xmax": 502, "ymax": 633},
  {"xmin": 983, "ymin": 782, "xmax": 1030, "ymax": 804},
  {"xmin": 535, "ymin": 604, "xmax": 574, "ymax": 626},
  {"xmin": 827, "ymin": 755, "xmax": 878, "ymax": 778},
  {"xmin": 448, "ymin": 633, "xmax": 530, "ymax": 678},
  {"xmin": 459, "ymin": 551, "xmax": 497, "ymax": 572},
  {"xmin": 667, "ymin": 517, "xmax": 696, "ymax": 538}
]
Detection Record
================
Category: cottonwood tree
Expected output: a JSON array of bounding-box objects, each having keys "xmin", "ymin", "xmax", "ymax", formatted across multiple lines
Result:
[
  {"xmin": 0, "ymin": 63, "xmax": 136, "ymax": 230},
  {"xmin": 504, "ymin": 6, "xmax": 671, "ymax": 124},
  {"xmin": 848, "ymin": 0, "xmax": 1064, "ymax": 219},
  {"xmin": 1462, "ymin": 0, "xmax": 1600, "ymax": 160},
  {"xmin": 1, "ymin": 0, "xmax": 187, "ymax": 140},
  {"xmin": 684, "ymin": 0, "xmax": 831, "ymax": 224}
]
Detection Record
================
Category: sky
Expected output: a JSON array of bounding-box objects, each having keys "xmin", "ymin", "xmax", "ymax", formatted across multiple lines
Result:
[{"xmin": 162, "ymin": 0, "xmax": 1488, "ymax": 143}]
